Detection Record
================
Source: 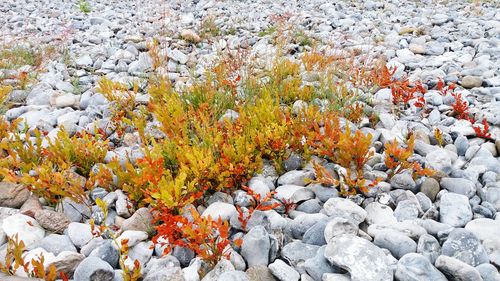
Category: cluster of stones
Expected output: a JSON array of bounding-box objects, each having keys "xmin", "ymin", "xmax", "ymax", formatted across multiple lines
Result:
[{"xmin": 0, "ymin": 0, "xmax": 499, "ymax": 280}]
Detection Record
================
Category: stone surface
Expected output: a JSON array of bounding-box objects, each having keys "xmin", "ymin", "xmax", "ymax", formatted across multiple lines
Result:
[
  {"xmin": 34, "ymin": 209, "xmax": 71, "ymax": 233},
  {"xmin": 268, "ymin": 259, "xmax": 300, "ymax": 281},
  {"xmin": 435, "ymin": 255, "xmax": 483, "ymax": 281},
  {"xmin": 73, "ymin": 256, "xmax": 114, "ymax": 281},
  {"xmin": 0, "ymin": 182, "xmax": 30, "ymax": 208},
  {"xmin": 2, "ymin": 213, "xmax": 45, "ymax": 249},
  {"xmin": 395, "ymin": 253, "xmax": 447, "ymax": 281},
  {"xmin": 324, "ymin": 234, "xmax": 393, "ymax": 281},
  {"xmin": 439, "ymin": 193, "xmax": 472, "ymax": 227}
]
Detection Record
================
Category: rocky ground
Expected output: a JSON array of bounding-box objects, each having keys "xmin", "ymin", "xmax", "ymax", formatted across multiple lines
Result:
[{"xmin": 0, "ymin": 0, "xmax": 500, "ymax": 280}]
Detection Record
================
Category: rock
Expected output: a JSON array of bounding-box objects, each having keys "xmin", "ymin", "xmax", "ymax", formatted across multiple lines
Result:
[
  {"xmin": 0, "ymin": 182, "xmax": 30, "ymax": 208},
  {"xmin": 390, "ymin": 172, "xmax": 416, "ymax": 191},
  {"xmin": 125, "ymin": 241, "xmax": 154, "ymax": 270},
  {"xmin": 365, "ymin": 202, "xmax": 397, "ymax": 225},
  {"xmin": 76, "ymin": 55, "xmax": 93, "ymax": 68},
  {"xmin": 441, "ymin": 228, "xmax": 489, "ymax": 266},
  {"xmin": 202, "ymin": 202, "xmax": 237, "ymax": 221},
  {"xmin": 440, "ymin": 178, "xmax": 476, "ymax": 198},
  {"xmin": 465, "ymin": 218, "xmax": 500, "ymax": 243},
  {"xmin": 58, "ymin": 198, "xmax": 91, "ymax": 222},
  {"xmin": 426, "ymin": 149, "xmax": 452, "ymax": 175},
  {"xmin": 116, "ymin": 231, "xmax": 148, "ymax": 248},
  {"xmin": 121, "ymin": 207, "xmax": 153, "ymax": 232},
  {"xmin": 55, "ymin": 94, "xmax": 79, "ymax": 108},
  {"xmin": 268, "ymin": 259, "xmax": 299, "ymax": 281},
  {"xmin": 291, "ymin": 213, "xmax": 327, "ymax": 239},
  {"xmin": 274, "ymin": 185, "xmax": 312, "ymax": 202},
  {"xmin": 89, "ymin": 240, "xmax": 119, "ymax": 268},
  {"xmin": 277, "ymin": 170, "xmax": 314, "ymax": 186},
  {"xmin": 395, "ymin": 253, "xmax": 447, "ymax": 281},
  {"xmin": 461, "ymin": 76, "xmax": 483, "ymax": 89},
  {"xmin": 435, "ymin": 255, "xmax": 483, "ymax": 281},
  {"xmin": 40, "ymin": 234, "xmax": 77, "ymax": 255},
  {"xmin": 304, "ymin": 245, "xmax": 340, "ymax": 281},
  {"xmin": 324, "ymin": 234, "xmax": 393, "ymax": 281},
  {"xmin": 476, "ymin": 263, "xmax": 500, "ymax": 281},
  {"xmin": 323, "ymin": 198, "xmax": 367, "ymax": 225},
  {"xmin": 394, "ymin": 200, "xmax": 420, "ymax": 222},
  {"xmin": 439, "ymin": 193, "xmax": 472, "ymax": 227},
  {"xmin": 67, "ymin": 222, "xmax": 94, "ymax": 248},
  {"xmin": 324, "ymin": 217, "xmax": 358, "ymax": 243},
  {"xmin": 417, "ymin": 234, "xmax": 441, "ymax": 264},
  {"xmin": 302, "ymin": 219, "xmax": 328, "ymax": 246},
  {"xmin": 246, "ymin": 265, "xmax": 276, "ymax": 281},
  {"xmin": 2, "ymin": 214, "xmax": 45, "ymax": 250},
  {"xmin": 169, "ymin": 49, "xmax": 188, "ymax": 64},
  {"xmin": 51, "ymin": 251, "xmax": 86, "ymax": 277},
  {"xmin": 201, "ymin": 259, "xmax": 235, "ymax": 281},
  {"xmin": 115, "ymin": 190, "xmax": 132, "ymax": 218},
  {"xmin": 373, "ymin": 230, "xmax": 417, "ymax": 259},
  {"xmin": 73, "ymin": 256, "xmax": 114, "ymax": 281},
  {"xmin": 308, "ymin": 184, "xmax": 339, "ymax": 203},
  {"xmin": 241, "ymin": 226, "xmax": 270, "ymax": 267},
  {"xmin": 34, "ymin": 209, "xmax": 71, "ymax": 233},
  {"xmin": 143, "ymin": 255, "xmax": 184, "ymax": 281},
  {"xmin": 280, "ymin": 241, "xmax": 320, "ymax": 273},
  {"xmin": 218, "ymin": 271, "xmax": 249, "ymax": 281},
  {"xmin": 20, "ymin": 195, "xmax": 43, "ymax": 217},
  {"xmin": 420, "ymin": 178, "xmax": 440, "ymax": 202}
]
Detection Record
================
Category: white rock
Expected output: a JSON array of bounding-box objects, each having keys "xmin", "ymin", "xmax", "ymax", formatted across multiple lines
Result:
[{"xmin": 2, "ymin": 214, "xmax": 45, "ymax": 250}]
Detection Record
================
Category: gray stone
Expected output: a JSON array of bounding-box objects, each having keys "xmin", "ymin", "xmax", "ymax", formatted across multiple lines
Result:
[
  {"xmin": 324, "ymin": 234, "xmax": 393, "ymax": 281},
  {"xmin": 40, "ymin": 234, "xmax": 77, "ymax": 255},
  {"xmin": 395, "ymin": 253, "xmax": 446, "ymax": 281},
  {"xmin": 302, "ymin": 218, "xmax": 328, "ymax": 246},
  {"xmin": 365, "ymin": 202, "xmax": 397, "ymax": 226},
  {"xmin": 390, "ymin": 172, "xmax": 416, "ymax": 191},
  {"xmin": 417, "ymin": 234, "xmax": 441, "ymax": 264},
  {"xmin": 142, "ymin": 255, "xmax": 183, "ymax": 281},
  {"xmin": 304, "ymin": 245, "xmax": 340, "ymax": 281},
  {"xmin": 475, "ymin": 263, "xmax": 500, "ymax": 281},
  {"xmin": 268, "ymin": 259, "xmax": 299, "ymax": 281},
  {"xmin": 426, "ymin": 149, "xmax": 452, "ymax": 175},
  {"xmin": 277, "ymin": 170, "xmax": 315, "ymax": 186},
  {"xmin": 373, "ymin": 230, "xmax": 417, "ymax": 259},
  {"xmin": 89, "ymin": 240, "xmax": 119, "ymax": 268},
  {"xmin": 281, "ymin": 241, "xmax": 320, "ymax": 273},
  {"xmin": 440, "ymin": 178, "xmax": 476, "ymax": 198},
  {"xmin": 241, "ymin": 226, "xmax": 270, "ymax": 267},
  {"xmin": 439, "ymin": 193, "xmax": 472, "ymax": 227},
  {"xmin": 308, "ymin": 184, "xmax": 339, "ymax": 203},
  {"xmin": 441, "ymin": 228, "xmax": 489, "ymax": 266},
  {"xmin": 435, "ymin": 255, "xmax": 483, "ymax": 281},
  {"xmin": 324, "ymin": 217, "xmax": 358, "ymax": 243},
  {"xmin": 291, "ymin": 213, "xmax": 327, "ymax": 239},
  {"xmin": 218, "ymin": 271, "xmax": 249, "ymax": 281},
  {"xmin": 394, "ymin": 200, "xmax": 420, "ymax": 222},
  {"xmin": 323, "ymin": 198, "xmax": 367, "ymax": 225},
  {"xmin": 58, "ymin": 198, "xmax": 91, "ymax": 222},
  {"xmin": 73, "ymin": 256, "xmax": 114, "ymax": 281},
  {"xmin": 68, "ymin": 222, "xmax": 94, "ymax": 248},
  {"xmin": 2, "ymin": 213, "xmax": 45, "ymax": 250}
]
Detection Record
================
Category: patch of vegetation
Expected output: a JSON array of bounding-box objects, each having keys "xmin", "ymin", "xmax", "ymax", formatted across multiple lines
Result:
[{"xmin": 78, "ymin": 0, "xmax": 91, "ymax": 14}]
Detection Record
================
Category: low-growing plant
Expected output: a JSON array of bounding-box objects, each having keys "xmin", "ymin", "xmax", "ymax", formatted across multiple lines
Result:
[
  {"xmin": 0, "ymin": 234, "xmax": 67, "ymax": 281},
  {"xmin": 451, "ymin": 92, "xmax": 475, "ymax": 122},
  {"xmin": 154, "ymin": 208, "xmax": 240, "ymax": 269},
  {"xmin": 384, "ymin": 134, "xmax": 435, "ymax": 179},
  {"xmin": 473, "ymin": 119, "xmax": 492, "ymax": 139},
  {"xmin": 78, "ymin": 0, "xmax": 91, "ymax": 14},
  {"xmin": 236, "ymin": 186, "xmax": 279, "ymax": 231}
]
